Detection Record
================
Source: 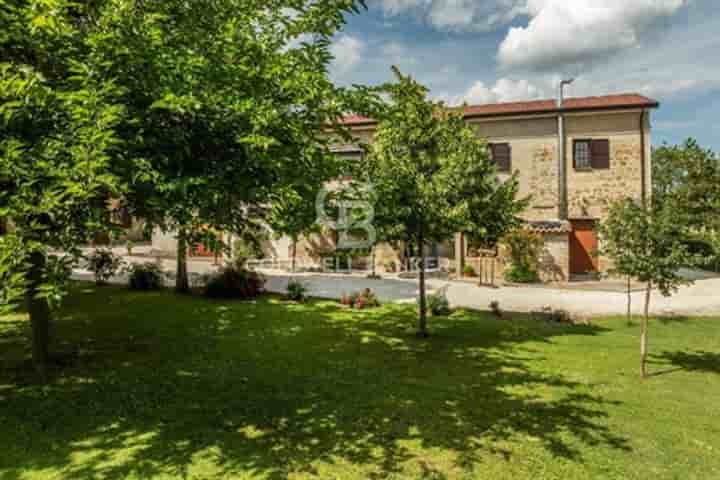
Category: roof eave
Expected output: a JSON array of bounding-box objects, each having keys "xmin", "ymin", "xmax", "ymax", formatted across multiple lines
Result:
[{"xmin": 464, "ymin": 103, "xmax": 660, "ymax": 121}]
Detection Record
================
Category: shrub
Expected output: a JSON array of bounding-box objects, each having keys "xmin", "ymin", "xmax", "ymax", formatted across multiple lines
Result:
[
  {"xmin": 204, "ymin": 265, "xmax": 266, "ymax": 299},
  {"xmin": 86, "ymin": 249, "xmax": 124, "ymax": 285},
  {"xmin": 384, "ymin": 260, "xmax": 397, "ymax": 273},
  {"xmin": 502, "ymin": 229, "xmax": 543, "ymax": 283},
  {"xmin": 233, "ymin": 237, "xmax": 265, "ymax": 269},
  {"xmin": 684, "ymin": 235, "xmax": 720, "ymax": 272},
  {"xmin": 125, "ymin": 262, "xmax": 165, "ymax": 290},
  {"xmin": 504, "ymin": 264, "xmax": 539, "ymax": 283},
  {"xmin": 424, "ymin": 289, "xmax": 451, "ymax": 316},
  {"xmin": 489, "ymin": 300, "xmax": 502, "ymax": 318},
  {"xmin": 286, "ymin": 279, "xmax": 309, "ymax": 302},
  {"xmin": 340, "ymin": 288, "xmax": 380, "ymax": 310},
  {"xmin": 463, "ymin": 264, "xmax": 477, "ymax": 277}
]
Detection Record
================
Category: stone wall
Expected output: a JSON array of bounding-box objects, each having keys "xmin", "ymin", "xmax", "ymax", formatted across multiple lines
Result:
[
  {"xmin": 538, "ymin": 232, "xmax": 569, "ymax": 282},
  {"xmin": 566, "ymin": 112, "xmax": 645, "ymax": 220},
  {"xmin": 471, "ymin": 116, "xmax": 560, "ymax": 221}
]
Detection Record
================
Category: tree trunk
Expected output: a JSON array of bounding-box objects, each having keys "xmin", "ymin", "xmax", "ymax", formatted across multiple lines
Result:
[
  {"xmin": 27, "ymin": 251, "xmax": 50, "ymax": 381},
  {"xmin": 417, "ymin": 231, "xmax": 428, "ymax": 337},
  {"xmin": 371, "ymin": 245, "xmax": 377, "ymax": 277},
  {"xmin": 291, "ymin": 237, "xmax": 297, "ymax": 273},
  {"xmin": 176, "ymin": 229, "xmax": 190, "ymax": 294},
  {"xmin": 641, "ymin": 282, "xmax": 652, "ymax": 379},
  {"xmin": 627, "ymin": 276, "xmax": 632, "ymax": 325}
]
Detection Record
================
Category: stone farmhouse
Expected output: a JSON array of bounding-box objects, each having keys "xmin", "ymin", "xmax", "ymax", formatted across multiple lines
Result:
[{"xmin": 152, "ymin": 93, "xmax": 658, "ymax": 282}]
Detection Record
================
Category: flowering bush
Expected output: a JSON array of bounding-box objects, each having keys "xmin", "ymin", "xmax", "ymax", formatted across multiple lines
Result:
[{"xmin": 340, "ymin": 288, "xmax": 380, "ymax": 310}]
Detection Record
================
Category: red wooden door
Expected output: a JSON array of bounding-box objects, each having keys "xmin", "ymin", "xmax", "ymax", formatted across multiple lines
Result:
[{"xmin": 570, "ymin": 220, "xmax": 598, "ymax": 274}]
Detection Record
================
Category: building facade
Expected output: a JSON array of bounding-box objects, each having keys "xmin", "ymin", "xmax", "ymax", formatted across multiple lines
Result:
[
  {"xmin": 328, "ymin": 93, "xmax": 657, "ymax": 281},
  {"xmin": 150, "ymin": 93, "xmax": 658, "ymax": 282}
]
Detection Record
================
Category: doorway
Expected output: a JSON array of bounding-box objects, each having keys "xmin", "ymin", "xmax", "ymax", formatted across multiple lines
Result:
[{"xmin": 569, "ymin": 220, "xmax": 598, "ymax": 274}]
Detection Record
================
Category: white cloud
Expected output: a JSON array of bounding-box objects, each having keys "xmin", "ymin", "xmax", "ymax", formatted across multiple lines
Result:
[
  {"xmin": 639, "ymin": 79, "xmax": 699, "ymax": 97},
  {"xmin": 498, "ymin": 0, "xmax": 687, "ymax": 71},
  {"xmin": 377, "ymin": 0, "xmax": 526, "ymax": 32},
  {"xmin": 330, "ymin": 35, "xmax": 365, "ymax": 74},
  {"xmin": 443, "ymin": 78, "xmax": 547, "ymax": 106}
]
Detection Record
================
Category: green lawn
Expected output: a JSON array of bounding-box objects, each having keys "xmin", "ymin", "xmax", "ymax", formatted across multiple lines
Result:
[{"xmin": 1, "ymin": 285, "xmax": 719, "ymax": 479}]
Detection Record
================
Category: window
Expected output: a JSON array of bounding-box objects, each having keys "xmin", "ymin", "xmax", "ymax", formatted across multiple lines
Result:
[
  {"xmin": 574, "ymin": 139, "xmax": 610, "ymax": 170},
  {"xmin": 490, "ymin": 143, "xmax": 511, "ymax": 172}
]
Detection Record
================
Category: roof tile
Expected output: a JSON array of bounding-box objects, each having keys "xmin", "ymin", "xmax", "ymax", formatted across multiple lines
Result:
[{"xmin": 339, "ymin": 93, "xmax": 659, "ymax": 126}]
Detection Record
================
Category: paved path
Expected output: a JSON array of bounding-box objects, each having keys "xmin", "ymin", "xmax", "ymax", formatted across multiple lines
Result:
[
  {"xmin": 259, "ymin": 270, "xmax": 720, "ymax": 317},
  {"xmin": 73, "ymin": 254, "xmax": 720, "ymax": 317}
]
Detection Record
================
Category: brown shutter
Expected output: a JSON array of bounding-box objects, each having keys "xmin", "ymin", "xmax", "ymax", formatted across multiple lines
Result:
[
  {"xmin": 591, "ymin": 139, "xmax": 610, "ymax": 169},
  {"xmin": 491, "ymin": 143, "xmax": 511, "ymax": 172}
]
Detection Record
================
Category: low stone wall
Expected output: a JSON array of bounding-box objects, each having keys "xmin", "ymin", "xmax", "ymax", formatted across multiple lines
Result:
[
  {"xmin": 538, "ymin": 232, "xmax": 569, "ymax": 282},
  {"xmin": 464, "ymin": 231, "xmax": 569, "ymax": 284}
]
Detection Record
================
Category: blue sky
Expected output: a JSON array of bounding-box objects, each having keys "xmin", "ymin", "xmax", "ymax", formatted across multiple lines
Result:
[{"xmin": 328, "ymin": 0, "xmax": 720, "ymax": 150}]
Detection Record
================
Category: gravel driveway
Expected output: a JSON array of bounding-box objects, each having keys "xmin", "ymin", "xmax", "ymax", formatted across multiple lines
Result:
[{"xmin": 72, "ymin": 253, "xmax": 720, "ymax": 317}]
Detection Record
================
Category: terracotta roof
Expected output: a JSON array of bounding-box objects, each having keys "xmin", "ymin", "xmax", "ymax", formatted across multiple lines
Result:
[
  {"xmin": 338, "ymin": 114, "xmax": 376, "ymax": 126},
  {"xmin": 338, "ymin": 93, "xmax": 659, "ymax": 126}
]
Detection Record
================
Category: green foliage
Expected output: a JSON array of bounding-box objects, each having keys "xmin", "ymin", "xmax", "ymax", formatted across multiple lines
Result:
[
  {"xmin": 269, "ymin": 186, "xmax": 322, "ymax": 249},
  {"xmin": 365, "ymin": 68, "xmax": 525, "ymax": 332},
  {"xmin": 653, "ymin": 139, "xmax": 720, "ymax": 231},
  {"xmin": 502, "ymin": 229, "xmax": 543, "ymax": 283},
  {"xmin": 204, "ymin": 266, "xmax": 266, "ymax": 300},
  {"xmin": 0, "ymin": 2, "xmax": 127, "ymax": 313},
  {"xmin": 504, "ymin": 264, "xmax": 540, "ymax": 284},
  {"xmin": 0, "ymin": 0, "xmax": 371, "ymax": 369},
  {"xmin": 599, "ymin": 199, "xmax": 694, "ymax": 296},
  {"xmin": 463, "ymin": 265, "xmax": 477, "ymax": 277},
  {"xmin": 0, "ymin": 235, "xmax": 27, "ymax": 315},
  {"xmin": 114, "ymin": 0, "xmax": 370, "ymax": 272},
  {"xmin": 125, "ymin": 262, "xmax": 165, "ymax": 291},
  {"xmin": 599, "ymin": 198, "xmax": 697, "ymax": 378},
  {"xmin": 286, "ymin": 280, "xmax": 309, "ymax": 302},
  {"xmin": 86, "ymin": 249, "xmax": 125, "ymax": 286},
  {"xmin": 424, "ymin": 289, "xmax": 452, "ymax": 316},
  {"xmin": 232, "ymin": 226, "xmax": 269, "ymax": 269}
]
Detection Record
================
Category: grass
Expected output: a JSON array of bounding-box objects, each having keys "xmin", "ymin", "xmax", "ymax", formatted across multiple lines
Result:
[{"xmin": 1, "ymin": 285, "xmax": 719, "ymax": 479}]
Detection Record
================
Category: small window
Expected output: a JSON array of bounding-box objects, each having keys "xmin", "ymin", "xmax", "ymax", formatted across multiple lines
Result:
[
  {"xmin": 490, "ymin": 143, "xmax": 511, "ymax": 172},
  {"xmin": 574, "ymin": 139, "xmax": 610, "ymax": 170},
  {"xmin": 574, "ymin": 140, "xmax": 592, "ymax": 170}
]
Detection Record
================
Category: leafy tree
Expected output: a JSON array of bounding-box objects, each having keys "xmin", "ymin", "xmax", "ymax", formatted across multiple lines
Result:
[
  {"xmin": 269, "ymin": 185, "xmax": 323, "ymax": 272},
  {"xmin": 104, "ymin": 0, "xmax": 369, "ymax": 292},
  {"xmin": 599, "ymin": 199, "xmax": 695, "ymax": 378},
  {"xmin": 0, "ymin": 0, "xmax": 369, "ymax": 374},
  {"xmin": 653, "ymin": 139, "xmax": 720, "ymax": 231},
  {"xmin": 366, "ymin": 68, "xmax": 525, "ymax": 336},
  {"xmin": 1, "ymin": 1, "xmax": 128, "ymax": 378}
]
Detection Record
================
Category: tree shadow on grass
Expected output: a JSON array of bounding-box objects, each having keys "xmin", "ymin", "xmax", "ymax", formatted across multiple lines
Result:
[
  {"xmin": 650, "ymin": 350, "xmax": 720, "ymax": 376},
  {"xmin": 0, "ymin": 286, "xmax": 629, "ymax": 479}
]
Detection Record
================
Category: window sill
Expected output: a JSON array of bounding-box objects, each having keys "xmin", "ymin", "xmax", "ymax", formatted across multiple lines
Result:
[{"xmin": 574, "ymin": 167, "xmax": 593, "ymax": 172}]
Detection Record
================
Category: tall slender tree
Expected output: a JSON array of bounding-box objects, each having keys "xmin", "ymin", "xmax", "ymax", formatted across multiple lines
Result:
[
  {"xmin": 366, "ymin": 68, "xmax": 525, "ymax": 336},
  {"xmin": 599, "ymin": 199, "xmax": 695, "ymax": 378}
]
